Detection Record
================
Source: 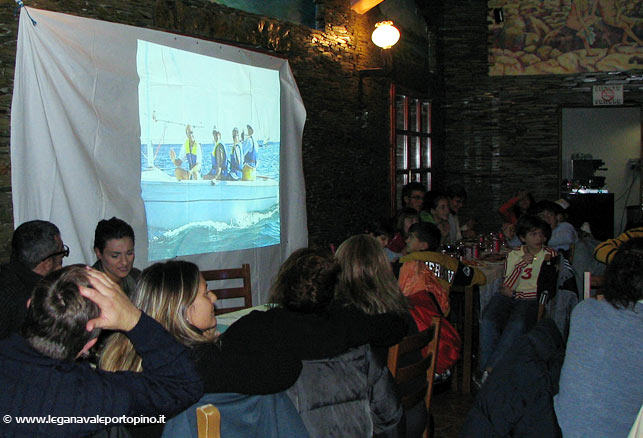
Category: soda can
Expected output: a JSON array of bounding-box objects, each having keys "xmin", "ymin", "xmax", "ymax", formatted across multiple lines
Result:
[{"xmin": 473, "ymin": 245, "xmax": 479, "ymax": 259}]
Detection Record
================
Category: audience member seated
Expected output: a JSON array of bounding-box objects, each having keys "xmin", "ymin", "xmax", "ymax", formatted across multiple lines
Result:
[
  {"xmin": 445, "ymin": 184, "xmax": 476, "ymax": 244},
  {"xmin": 270, "ymin": 249, "xmax": 403, "ymax": 438},
  {"xmin": 388, "ymin": 207, "xmax": 419, "ymax": 254},
  {"xmin": 500, "ymin": 221, "xmax": 522, "ymax": 248},
  {"xmin": 335, "ymin": 234, "xmax": 424, "ymax": 438},
  {"xmin": 570, "ymin": 227, "xmax": 606, "ymax": 295},
  {"xmin": 460, "ymin": 318, "xmax": 565, "ymax": 438},
  {"xmin": 0, "ymin": 220, "xmax": 67, "ymax": 339},
  {"xmin": 397, "ymin": 222, "xmax": 473, "ymax": 378},
  {"xmin": 420, "ymin": 191, "xmax": 450, "ymax": 247},
  {"xmin": 0, "ymin": 266, "xmax": 203, "ymax": 437},
  {"xmin": 400, "ymin": 182, "xmax": 426, "ymax": 213},
  {"xmin": 477, "ymin": 215, "xmax": 555, "ymax": 387},
  {"xmin": 593, "ymin": 221, "xmax": 643, "ymax": 264},
  {"xmin": 101, "ymin": 258, "xmax": 406, "ymax": 437},
  {"xmin": 499, "ymin": 190, "xmax": 535, "ymax": 224},
  {"xmin": 366, "ymin": 218, "xmax": 402, "ymax": 262},
  {"xmin": 554, "ymin": 238, "xmax": 643, "ymax": 438},
  {"xmin": 535, "ymin": 200, "xmax": 578, "ymax": 255},
  {"xmin": 399, "ymin": 222, "xmax": 486, "ymax": 317},
  {"xmin": 93, "ymin": 217, "xmax": 141, "ymax": 297}
]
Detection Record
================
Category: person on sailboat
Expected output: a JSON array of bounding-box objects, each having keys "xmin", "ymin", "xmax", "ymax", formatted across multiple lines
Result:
[
  {"xmin": 242, "ymin": 124, "xmax": 258, "ymax": 181},
  {"xmin": 170, "ymin": 124, "xmax": 202, "ymax": 180},
  {"xmin": 204, "ymin": 127, "xmax": 228, "ymax": 181},
  {"xmin": 229, "ymin": 127, "xmax": 243, "ymax": 181}
]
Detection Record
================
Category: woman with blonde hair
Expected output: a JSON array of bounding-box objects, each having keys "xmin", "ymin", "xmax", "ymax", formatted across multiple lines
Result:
[
  {"xmin": 100, "ymin": 258, "xmax": 405, "ymax": 437},
  {"xmin": 335, "ymin": 234, "xmax": 426, "ymax": 438},
  {"xmin": 334, "ymin": 234, "xmax": 409, "ymax": 315}
]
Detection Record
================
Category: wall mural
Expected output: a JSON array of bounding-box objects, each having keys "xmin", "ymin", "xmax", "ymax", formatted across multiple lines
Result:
[{"xmin": 488, "ymin": 0, "xmax": 643, "ymax": 75}]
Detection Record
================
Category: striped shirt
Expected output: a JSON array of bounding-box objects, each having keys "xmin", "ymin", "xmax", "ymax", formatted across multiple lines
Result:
[
  {"xmin": 593, "ymin": 227, "xmax": 643, "ymax": 264},
  {"xmin": 503, "ymin": 246, "xmax": 557, "ymax": 300}
]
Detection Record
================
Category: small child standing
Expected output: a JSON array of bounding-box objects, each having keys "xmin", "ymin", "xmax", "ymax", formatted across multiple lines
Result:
[{"xmin": 477, "ymin": 215, "xmax": 557, "ymax": 386}]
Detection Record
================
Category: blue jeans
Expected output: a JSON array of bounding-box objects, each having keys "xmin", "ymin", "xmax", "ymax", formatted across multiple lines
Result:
[{"xmin": 479, "ymin": 294, "xmax": 538, "ymax": 372}]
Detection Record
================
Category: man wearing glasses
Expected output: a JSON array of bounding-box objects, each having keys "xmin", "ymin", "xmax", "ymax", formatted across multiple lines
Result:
[
  {"xmin": 400, "ymin": 182, "xmax": 426, "ymax": 213},
  {"xmin": 0, "ymin": 220, "xmax": 67, "ymax": 338}
]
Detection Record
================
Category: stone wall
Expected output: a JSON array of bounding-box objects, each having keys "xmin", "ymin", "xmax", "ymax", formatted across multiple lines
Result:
[
  {"xmin": 0, "ymin": 0, "xmax": 431, "ymax": 261},
  {"xmin": 435, "ymin": 0, "xmax": 643, "ymax": 234}
]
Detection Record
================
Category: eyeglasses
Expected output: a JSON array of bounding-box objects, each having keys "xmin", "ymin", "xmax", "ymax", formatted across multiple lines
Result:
[{"xmin": 41, "ymin": 244, "xmax": 70, "ymax": 263}]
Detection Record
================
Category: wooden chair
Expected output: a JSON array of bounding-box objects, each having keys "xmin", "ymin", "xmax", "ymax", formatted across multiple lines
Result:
[
  {"xmin": 196, "ymin": 404, "xmax": 221, "ymax": 438},
  {"xmin": 583, "ymin": 272, "xmax": 605, "ymax": 300},
  {"xmin": 387, "ymin": 316, "xmax": 441, "ymax": 438},
  {"xmin": 201, "ymin": 264, "xmax": 252, "ymax": 315},
  {"xmin": 449, "ymin": 284, "xmax": 474, "ymax": 393}
]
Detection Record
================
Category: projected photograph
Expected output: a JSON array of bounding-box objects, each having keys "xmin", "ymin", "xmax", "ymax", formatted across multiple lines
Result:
[{"xmin": 138, "ymin": 41, "xmax": 281, "ymax": 261}]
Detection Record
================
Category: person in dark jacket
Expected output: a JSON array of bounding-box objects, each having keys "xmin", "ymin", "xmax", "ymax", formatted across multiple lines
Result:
[
  {"xmin": 0, "ymin": 265, "xmax": 203, "ymax": 438},
  {"xmin": 100, "ymin": 258, "xmax": 406, "ymax": 437},
  {"xmin": 335, "ymin": 234, "xmax": 426, "ymax": 438},
  {"xmin": 275, "ymin": 246, "xmax": 403, "ymax": 438},
  {"xmin": 460, "ymin": 317, "xmax": 565, "ymax": 438},
  {"xmin": 0, "ymin": 220, "xmax": 67, "ymax": 339}
]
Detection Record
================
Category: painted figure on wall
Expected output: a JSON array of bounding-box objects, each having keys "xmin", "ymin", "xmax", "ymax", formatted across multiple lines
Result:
[{"xmin": 489, "ymin": 0, "xmax": 643, "ymax": 76}]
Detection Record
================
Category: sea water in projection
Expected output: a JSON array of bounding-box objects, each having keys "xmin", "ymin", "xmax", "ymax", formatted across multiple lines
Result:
[{"xmin": 138, "ymin": 41, "xmax": 281, "ymax": 261}]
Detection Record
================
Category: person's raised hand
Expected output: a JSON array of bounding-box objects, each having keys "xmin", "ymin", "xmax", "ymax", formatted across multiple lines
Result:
[{"xmin": 80, "ymin": 267, "xmax": 141, "ymax": 333}]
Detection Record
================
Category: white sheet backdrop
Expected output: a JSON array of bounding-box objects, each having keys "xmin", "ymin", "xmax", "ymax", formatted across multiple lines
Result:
[{"xmin": 11, "ymin": 7, "xmax": 308, "ymax": 304}]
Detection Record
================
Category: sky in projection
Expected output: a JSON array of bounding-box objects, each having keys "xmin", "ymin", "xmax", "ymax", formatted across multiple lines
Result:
[{"xmin": 137, "ymin": 40, "xmax": 280, "ymax": 152}]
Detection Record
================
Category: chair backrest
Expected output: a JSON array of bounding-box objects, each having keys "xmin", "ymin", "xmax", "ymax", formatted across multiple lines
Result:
[
  {"xmin": 583, "ymin": 272, "xmax": 605, "ymax": 300},
  {"xmin": 387, "ymin": 316, "xmax": 441, "ymax": 438},
  {"xmin": 196, "ymin": 404, "xmax": 221, "ymax": 438},
  {"xmin": 201, "ymin": 264, "xmax": 252, "ymax": 315}
]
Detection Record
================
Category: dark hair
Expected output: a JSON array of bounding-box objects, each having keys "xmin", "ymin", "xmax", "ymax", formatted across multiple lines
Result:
[
  {"xmin": 365, "ymin": 218, "xmax": 395, "ymax": 239},
  {"xmin": 513, "ymin": 192, "xmax": 536, "ymax": 219},
  {"xmin": 535, "ymin": 200, "xmax": 565, "ymax": 217},
  {"xmin": 401, "ymin": 182, "xmax": 426, "ymax": 206},
  {"xmin": 423, "ymin": 190, "xmax": 449, "ymax": 211},
  {"xmin": 446, "ymin": 184, "xmax": 467, "ymax": 201},
  {"xmin": 268, "ymin": 248, "xmax": 339, "ymax": 313},
  {"xmin": 408, "ymin": 222, "xmax": 441, "ymax": 251},
  {"xmin": 516, "ymin": 215, "xmax": 551, "ymax": 241},
  {"xmin": 94, "ymin": 217, "xmax": 135, "ymax": 252},
  {"xmin": 604, "ymin": 238, "xmax": 643, "ymax": 309},
  {"xmin": 395, "ymin": 208, "xmax": 420, "ymax": 234},
  {"xmin": 11, "ymin": 220, "xmax": 60, "ymax": 269},
  {"xmin": 22, "ymin": 265, "xmax": 100, "ymax": 361}
]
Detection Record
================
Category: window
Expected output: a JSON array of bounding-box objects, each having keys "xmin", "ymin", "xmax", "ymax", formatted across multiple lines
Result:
[{"xmin": 391, "ymin": 85, "xmax": 432, "ymax": 211}]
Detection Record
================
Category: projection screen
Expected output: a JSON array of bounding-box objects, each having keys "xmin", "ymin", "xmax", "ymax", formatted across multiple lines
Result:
[{"xmin": 11, "ymin": 8, "xmax": 307, "ymax": 302}]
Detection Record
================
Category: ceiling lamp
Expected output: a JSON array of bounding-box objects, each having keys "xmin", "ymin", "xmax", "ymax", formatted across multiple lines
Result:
[
  {"xmin": 351, "ymin": 0, "xmax": 385, "ymax": 14},
  {"xmin": 371, "ymin": 21, "xmax": 400, "ymax": 49}
]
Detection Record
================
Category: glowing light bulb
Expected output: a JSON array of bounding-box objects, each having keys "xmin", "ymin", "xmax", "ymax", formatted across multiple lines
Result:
[{"xmin": 371, "ymin": 21, "xmax": 400, "ymax": 49}]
